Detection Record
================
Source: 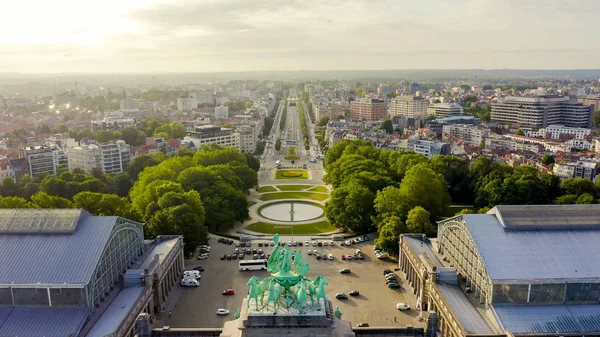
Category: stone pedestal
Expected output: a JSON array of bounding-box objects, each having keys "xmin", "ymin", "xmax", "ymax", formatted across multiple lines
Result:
[{"xmin": 220, "ymin": 298, "xmax": 355, "ymax": 337}]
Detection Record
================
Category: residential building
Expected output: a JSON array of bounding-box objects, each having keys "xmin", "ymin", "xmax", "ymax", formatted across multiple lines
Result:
[
  {"xmin": 215, "ymin": 105, "xmax": 229, "ymax": 119},
  {"xmin": 184, "ymin": 125, "xmax": 240, "ymax": 150},
  {"xmin": 0, "ymin": 208, "xmax": 183, "ymax": 337},
  {"xmin": 177, "ymin": 95, "xmax": 198, "ymax": 111},
  {"xmin": 389, "ymin": 95, "xmax": 428, "ymax": 118},
  {"xmin": 491, "ymin": 95, "xmax": 593, "ymax": 128},
  {"xmin": 578, "ymin": 94, "xmax": 600, "ymax": 112},
  {"xmin": 350, "ymin": 97, "xmax": 387, "ymax": 121},
  {"xmin": 541, "ymin": 124, "xmax": 591, "ymax": 140},
  {"xmin": 0, "ymin": 156, "xmax": 15, "ymax": 181},
  {"xmin": 314, "ymin": 103, "xmax": 345, "ymax": 121},
  {"xmin": 404, "ymin": 136, "xmax": 450, "ymax": 158},
  {"xmin": 237, "ymin": 125, "xmax": 257, "ymax": 153},
  {"xmin": 399, "ymin": 204, "xmax": 600, "ymax": 337},
  {"xmin": 91, "ymin": 117, "xmax": 136, "ymax": 132},
  {"xmin": 484, "ymin": 135, "xmax": 541, "ymax": 153},
  {"xmin": 67, "ymin": 140, "xmax": 131, "ymax": 174},
  {"xmin": 146, "ymin": 137, "xmax": 167, "ymax": 154},
  {"xmin": 442, "ymin": 124, "xmax": 490, "ymax": 147},
  {"xmin": 553, "ymin": 160, "xmax": 599, "ymax": 181},
  {"xmin": 53, "ymin": 149, "xmax": 68, "ymax": 170},
  {"xmin": 427, "ymin": 103, "xmax": 463, "ymax": 117},
  {"xmin": 19, "ymin": 145, "xmax": 56, "ymax": 177}
]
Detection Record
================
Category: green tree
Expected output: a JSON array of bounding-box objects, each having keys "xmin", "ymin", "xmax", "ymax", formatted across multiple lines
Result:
[
  {"xmin": 594, "ymin": 110, "xmax": 600, "ymax": 127},
  {"xmin": 0, "ymin": 178, "xmax": 20, "ymax": 197},
  {"xmin": 244, "ymin": 152, "xmax": 261, "ymax": 171},
  {"xmin": 386, "ymin": 92, "xmax": 397, "ymax": 99},
  {"xmin": 36, "ymin": 124, "xmax": 52, "ymax": 135},
  {"xmin": 193, "ymin": 146, "xmax": 246, "ymax": 167},
  {"xmin": 561, "ymin": 178, "xmax": 595, "ymax": 196},
  {"xmin": 325, "ymin": 180, "xmax": 375, "ymax": 233},
  {"xmin": 540, "ymin": 154, "xmax": 555, "ymax": 165},
  {"xmin": 254, "ymin": 142, "xmax": 266, "ymax": 156},
  {"xmin": 515, "ymin": 128, "xmax": 525, "ymax": 136},
  {"xmin": 73, "ymin": 192, "xmax": 137, "ymax": 219},
  {"xmin": 554, "ymin": 194, "xmax": 578, "ymax": 204},
  {"xmin": 154, "ymin": 123, "xmax": 186, "ymax": 139},
  {"xmin": 51, "ymin": 123, "xmax": 69, "ymax": 134},
  {"xmin": 111, "ymin": 172, "xmax": 133, "ymax": 197},
  {"xmin": 373, "ymin": 186, "xmax": 403, "ymax": 229},
  {"xmin": 429, "ymin": 155, "xmax": 471, "ymax": 204},
  {"xmin": 30, "ymin": 192, "xmax": 74, "ymax": 208},
  {"xmin": 275, "ymin": 139, "xmax": 281, "ymax": 152},
  {"xmin": 381, "ymin": 120, "xmax": 393, "ymax": 134},
  {"xmin": 96, "ymin": 130, "xmax": 117, "ymax": 143},
  {"xmin": 576, "ymin": 193, "xmax": 596, "ymax": 204},
  {"xmin": 317, "ymin": 116, "xmax": 330, "ymax": 127},
  {"xmin": 128, "ymin": 154, "xmax": 163, "ymax": 180},
  {"xmin": 374, "ymin": 216, "xmax": 404, "ymax": 255},
  {"xmin": 398, "ymin": 164, "xmax": 450, "ymax": 221},
  {"xmin": 455, "ymin": 208, "xmax": 475, "ymax": 215},
  {"xmin": 0, "ymin": 196, "xmax": 30, "ymax": 208},
  {"xmin": 405, "ymin": 206, "xmax": 435, "ymax": 235}
]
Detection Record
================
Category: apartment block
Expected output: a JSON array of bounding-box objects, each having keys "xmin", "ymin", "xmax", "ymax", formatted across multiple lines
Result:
[
  {"xmin": 184, "ymin": 125, "xmax": 240, "ymax": 150},
  {"xmin": 404, "ymin": 136, "xmax": 451, "ymax": 158},
  {"xmin": 491, "ymin": 95, "xmax": 592, "ymax": 128},
  {"xmin": 19, "ymin": 145, "xmax": 57, "ymax": 177},
  {"xmin": 350, "ymin": 97, "xmax": 387, "ymax": 121},
  {"xmin": 442, "ymin": 124, "xmax": 490, "ymax": 147},
  {"xmin": 484, "ymin": 135, "xmax": 541, "ymax": 153},
  {"xmin": 553, "ymin": 160, "xmax": 599, "ymax": 181},
  {"xmin": 214, "ymin": 105, "xmax": 229, "ymax": 119},
  {"xmin": 427, "ymin": 103, "xmax": 463, "ymax": 117},
  {"xmin": 177, "ymin": 95, "xmax": 198, "ymax": 111},
  {"xmin": 314, "ymin": 104, "xmax": 345, "ymax": 121},
  {"xmin": 237, "ymin": 125, "xmax": 257, "ymax": 153},
  {"xmin": 91, "ymin": 117, "xmax": 136, "ymax": 132},
  {"xmin": 578, "ymin": 94, "xmax": 600, "ymax": 112},
  {"xmin": 67, "ymin": 140, "xmax": 131, "ymax": 174},
  {"xmin": 389, "ymin": 96, "xmax": 428, "ymax": 118}
]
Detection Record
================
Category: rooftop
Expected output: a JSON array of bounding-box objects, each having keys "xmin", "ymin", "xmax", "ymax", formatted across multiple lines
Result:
[
  {"xmin": 492, "ymin": 304, "xmax": 600, "ymax": 334},
  {"xmin": 86, "ymin": 285, "xmax": 146, "ymax": 337},
  {"xmin": 461, "ymin": 205, "xmax": 600, "ymax": 281},
  {"xmin": 435, "ymin": 283, "xmax": 495, "ymax": 334},
  {"xmin": 0, "ymin": 307, "xmax": 88, "ymax": 337}
]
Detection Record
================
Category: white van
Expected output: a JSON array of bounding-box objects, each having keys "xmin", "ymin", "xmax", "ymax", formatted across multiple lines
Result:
[
  {"xmin": 181, "ymin": 278, "xmax": 200, "ymax": 287},
  {"xmin": 183, "ymin": 270, "xmax": 201, "ymax": 279}
]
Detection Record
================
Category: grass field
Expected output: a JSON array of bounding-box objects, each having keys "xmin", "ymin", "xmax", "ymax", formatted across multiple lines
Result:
[
  {"xmin": 257, "ymin": 186, "xmax": 277, "ymax": 192},
  {"xmin": 308, "ymin": 186, "xmax": 328, "ymax": 193},
  {"xmin": 277, "ymin": 185, "xmax": 312, "ymax": 191},
  {"xmin": 246, "ymin": 220, "xmax": 337, "ymax": 234},
  {"xmin": 259, "ymin": 191, "xmax": 329, "ymax": 201},
  {"xmin": 276, "ymin": 169, "xmax": 308, "ymax": 180}
]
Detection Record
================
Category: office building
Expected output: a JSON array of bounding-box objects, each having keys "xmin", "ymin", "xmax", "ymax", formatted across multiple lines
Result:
[
  {"xmin": 237, "ymin": 125, "xmax": 257, "ymax": 154},
  {"xmin": 0, "ymin": 208, "xmax": 183, "ymax": 337},
  {"xmin": 578, "ymin": 94, "xmax": 600, "ymax": 112},
  {"xmin": 350, "ymin": 97, "xmax": 387, "ymax": 121},
  {"xmin": 184, "ymin": 125, "xmax": 240, "ymax": 150},
  {"xmin": 91, "ymin": 117, "xmax": 136, "ymax": 132},
  {"xmin": 19, "ymin": 145, "xmax": 56, "ymax": 177},
  {"xmin": 442, "ymin": 124, "xmax": 490, "ymax": 147},
  {"xmin": 399, "ymin": 204, "xmax": 600, "ymax": 337},
  {"xmin": 427, "ymin": 103, "xmax": 463, "ymax": 117},
  {"xmin": 405, "ymin": 136, "xmax": 450, "ymax": 158},
  {"xmin": 491, "ymin": 95, "xmax": 592, "ymax": 128},
  {"xmin": 390, "ymin": 96, "xmax": 428, "ymax": 118},
  {"xmin": 215, "ymin": 105, "xmax": 229, "ymax": 119},
  {"xmin": 67, "ymin": 140, "xmax": 131, "ymax": 174},
  {"xmin": 177, "ymin": 95, "xmax": 198, "ymax": 111}
]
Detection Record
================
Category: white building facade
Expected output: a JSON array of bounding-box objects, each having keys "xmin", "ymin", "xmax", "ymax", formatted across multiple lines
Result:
[
  {"xmin": 214, "ymin": 105, "xmax": 229, "ymax": 119},
  {"xmin": 442, "ymin": 124, "xmax": 490, "ymax": 147},
  {"xmin": 390, "ymin": 96, "xmax": 428, "ymax": 118},
  {"xmin": 67, "ymin": 140, "xmax": 131, "ymax": 174},
  {"xmin": 427, "ymin": 103, "xmax": 463, "ymax": 117},
  {"xmin": 183, "ymin": 125, "xmax": 240, "ymax": 151}
]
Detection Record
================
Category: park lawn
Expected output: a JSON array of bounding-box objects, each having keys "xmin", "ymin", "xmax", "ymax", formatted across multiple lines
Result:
[
  {"xmin": 277, "ymin": 185, "xmax": 312, "ymax": 191},
  {"xmin": 276, "ymin": 169, "xmax": 308, "ymax": 180},
  {"xmin": 308, "ymin": 186, "xmax": 328, "ymax": 193},
  {"xmin": 257, "ymin": 186, "xmax": 277, "ymax": 192},
  {"xmin": 259, "ymin": 191, "xmax": 329, "ymax": 201},
  {"xmin": 246, "ymin": 220, "xmax": 337, "ymax": 234}
]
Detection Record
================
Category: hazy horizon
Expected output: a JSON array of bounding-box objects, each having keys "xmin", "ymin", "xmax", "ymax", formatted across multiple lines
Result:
[{"xmin": 2, "ymin": 0, "xmax": 600, "ymax": 73}]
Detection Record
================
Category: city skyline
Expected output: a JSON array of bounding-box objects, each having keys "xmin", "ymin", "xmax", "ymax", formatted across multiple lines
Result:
[{"xmin": 2, "ymin": 0, "xmax": 600, "ymax": 73}]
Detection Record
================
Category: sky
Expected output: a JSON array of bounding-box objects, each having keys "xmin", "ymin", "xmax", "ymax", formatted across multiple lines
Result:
[{"xmin": 1, "ymin": 0, "xmax": 599, "ymax": 73}]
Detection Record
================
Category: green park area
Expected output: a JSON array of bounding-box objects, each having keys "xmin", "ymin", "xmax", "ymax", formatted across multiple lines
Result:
[
  {"xmin": 277, "ymin": 185, "xmax": 313, "ymax": 191},
  {"xmin": 284, "ymin": 145, "xmax": 300, "ymax": 161},
  {"xmin": 246, "ymin": 220, "xmax": 336, "ymax": 234},
  {"xmin": 259, "ymin": 191, "xmax": 329, "ymax": 201},
  {"xmin": 308, "ymin": 186, "xmax": 328, "ymax": 193},
  {"xmin": 257, "ymin": 186, "xmax": 277, "ymax": 192},
  {"xmin": 276, "ymin": 170, "xmax": 308, "ymax": 180}
]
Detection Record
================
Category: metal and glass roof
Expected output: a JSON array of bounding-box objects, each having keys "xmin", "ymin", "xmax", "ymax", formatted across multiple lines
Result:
[{"xmin": 0, "ymin": 209, "xmax": 84, "ymax": 234}]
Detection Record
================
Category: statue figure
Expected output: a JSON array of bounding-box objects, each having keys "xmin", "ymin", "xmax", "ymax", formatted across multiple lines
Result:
[
  {"xmin": 234, "ymin": 310, "xmax": 241, "ymax": 319},
  {"xmin": 306, "ymin": 278, "xmax": 316, "ymax": 306},
  {"xmin": 334, "ymin": 306, "xmax": 342, "ymax": 319},
  {"xmin": 247, "ymin": 276, "xmax": 263, "ymax": 310},
  {"xmin": 313, "ymin": 276, "xmax": 329, "ymax": 309},
  {"xmin": 266, "ymin": 279, "xmax": 282, "ymax": 312},
  {"xmin": 258, "ymin": 277, "xmax": 270, "ymax": 295},
  {"xmin": 279, "ymin": 247, "xmax": 293, "ymax": 273},
  {"xmin": 294, "ymin": 280, "xmax": 308, "ymax": 309},
  {"xmin": 293, "ymin": 251, "xmax": 309, "ymax": 276}
]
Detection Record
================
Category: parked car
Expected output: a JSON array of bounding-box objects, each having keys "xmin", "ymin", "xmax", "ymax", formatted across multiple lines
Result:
[
  {"xmin": 299, "ymin": 242, "xmax": 303, "ymax": 247},
  {"xmin": 233, "ymin": 248, "xmax": 239, "ymax": 254},
  {"xmin": 253, "ymin": 254, "xmax": 259, "ymax": 259},
  {"xmin": 329, "ymin": 241, "xmax": 335, "ymax": 246},
  {"xmin": 341, "ymin": 254, "xmax": 346, "ymax": 260},
  {"xmin": 335, "ymin": 293, "xmax": 348, "ymax": 299},
  {"xmin": 218, "ymin": 238, "xmax": 224, "ymax": 243},
  {"xmin": 239, "ymin": 253, "xmax": 245, "ymax": 259},
  {"xmin": 305, "ymin": 241, "xmax": 310, "ymax": 246},
  {"xmin": 388, "ymin": 282, "xmax": 401, "ymax": 288},
  {"xmin": 226, "ymin": 255, "xmax": 232, "ymax": 260},
  {"xmin": 357, "ymin": 323, "xmax": 369, "ymax": 327},
  {"xmin": 323, "ymin": 241, "xmax": 329, "ymax": 246},
  {"xmin": 396, "ymin": 303, "xmax": 410, "ymax": 310},
  {"xmin": 193, "ymin": 266, "xmax": 205, "ymax": 272},
  {"xmin": 270, "ymin": 242, "xmax": 275, "ymax": 246},
  {"xmin": 197, "ymin": 253, "xmax": 209, "ymax": 260},
  {"xmin": 183, "ymin": 270, "xmax": 201, "ymax": 279},
  {"xmin": 235, "ymin": 242, "xmax": 240, "ymax": 247},
  {"xmin": 357, "ymin": 254, "xmax": 364, "ymax": 260},
  {"xmin": 317, "ymin": 242, "xmax": 323, "ymax": 247},
  {"xmin": 227, "ymin": 240, "xmax": 233, "ymax": 245},
  {"xmin": 232, "ymin": 254, "xmax": 237, "ymax": 260},
  {"xmin": 339, "ymin": 268, "xmax": 351, "ymax": 274},
  {"xmin": 327, "ymin": 254, "xmax": 334, "ymax": 260},
  {"xmin": 240, "ymin": 242, "xmax": 246, "ymax": 247},
  {"xmin": 292, "ymin": 241, "xmax": 298, "ymax": 246},
  {"xmin": 258, "ymin": 242, "xmax": 263, "ymax": 247},
  {"xmin": 363, "ymin": 235, "xmax": 370, "ymax": 241},
  {"xmin": 346, "ymin": 255, "xmax": 353, "ymax": 260},
  {"xmin": 340, "ymin": 242, "xmax": 346, "ymax": 246},
  {"xmin": 307, "ymin": 250, "xmax": 313, "ymax": 255},
  {"xmin": 383, "ymin": 269, "xmax": 393, "ymax": 275},
  {"xmin": 216, "ymin": 309, "xmax": 230, "ymax": 315},
  {"xmin": 349, "ymin": 290, "xmax": 360, "ymax": 296},
  {"xmin": 220, "ymin": 254, "xmax": 226, "ymax": 260},
  {"xmin": 312, "ymin": 242, "xmax": 317, "ymax": 246},
  {"xmin": 316, "ymin": 255, "xmax": 322, "ymax": 260},
  {"xmin": 181, "ymin": 278, "xmax": 200, "ymax": 287},
  {"xmin": 222, "ymin": 289, "xmax": 235, "ymax": 295}
]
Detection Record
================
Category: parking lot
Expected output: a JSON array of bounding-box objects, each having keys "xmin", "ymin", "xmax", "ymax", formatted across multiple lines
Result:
[{"xmin": 165, "ymin": 236, "xmax": 423, "ymax": 329}]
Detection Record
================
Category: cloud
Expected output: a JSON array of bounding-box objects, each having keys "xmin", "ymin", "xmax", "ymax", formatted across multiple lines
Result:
[{"xmin": 1, "ymin": 0, "xmax": 600, "ymax": 72}]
